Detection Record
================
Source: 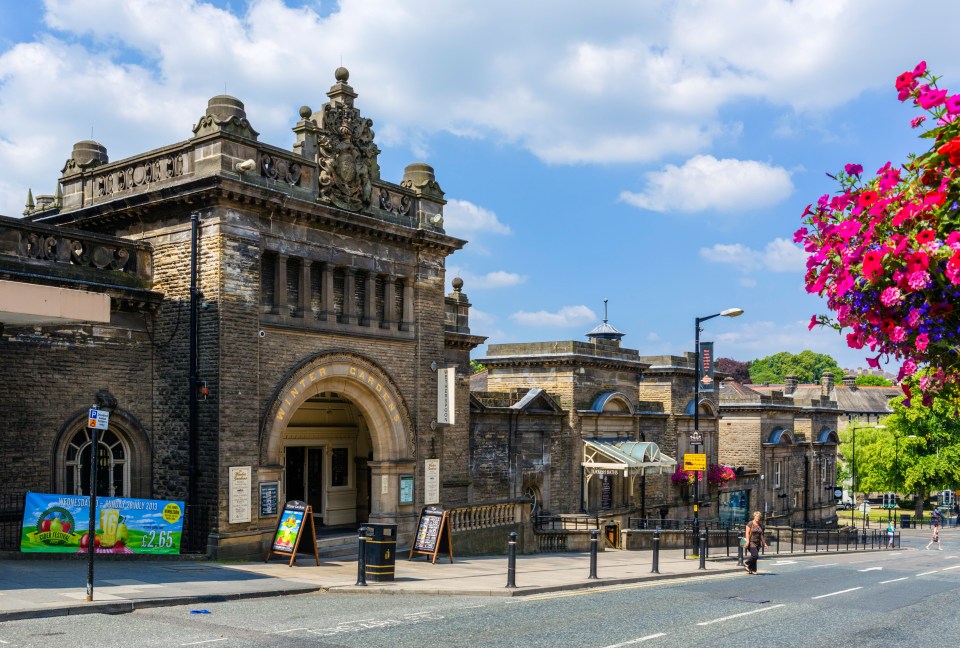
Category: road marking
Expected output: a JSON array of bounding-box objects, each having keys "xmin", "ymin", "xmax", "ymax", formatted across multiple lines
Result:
[
  {"xmin": 941, "ymin": 565, "xmax": 960, "ymax": 571},
  {"xmin": 771, "ymin": 560, "xmax": 797, "ymax": 565},
  {"xmin": 181, "ymin": 640, "xmax": 229, "ymax": 646},
  {"xmin": 602, "ymin": 633, "xmax": 667, "ymax": 647},
  {"xmin": 858, "ymin": 567, "xmax": 883, "ymax": 572},
  {"xmin": 917, "ymin": 570, "xmax": 939, "ymax": 576},
  {"xmin": 522, "ymin": 575, "xmax": 738, "ymax": 600},
  {"xmin": 696, "ymin": 604, "xmax": 785, "ymax": 626},
  {"xmin": 808, "ymin": 563, "xmax": 838, "ymax": 568},
  {"xmin": 811, "ymin": 587, "xmax": 862, "ymax": 599},
  {"xmin": 879, "ymin": 577, "xmax": 909, "ymax": 584}
]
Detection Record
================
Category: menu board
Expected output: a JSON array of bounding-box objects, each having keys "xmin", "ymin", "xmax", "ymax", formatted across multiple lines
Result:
[
  {"xmin": 409, "ymin": 505, "xmax": 453, "ymax": 564},
  {"xmin": 265, "ymin": 500, "xmax": 319, "ymax": 567},
  {"xmin": 20, "ymin": 492, "xmax": 185, "ymax": 555},
  {"xmin": 259, "ymin": 482, "xmax": 279, "ymax": 518}
]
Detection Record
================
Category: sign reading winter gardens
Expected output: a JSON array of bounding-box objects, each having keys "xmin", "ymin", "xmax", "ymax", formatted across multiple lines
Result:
[
  {"xmin": 409, "ymin": 505, "xmax": 454, "ymax": 564},
  {"xmin": 265, "ymin": 500, "xmax": 319, "ymax": 566},
  {"xmin": 21, "ymin": 492, "xmax": 184, "ymax": 555}
]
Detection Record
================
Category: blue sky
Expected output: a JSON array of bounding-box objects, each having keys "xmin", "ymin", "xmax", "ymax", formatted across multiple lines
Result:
[{"xmin": 3, "ymin": 0, "xmax": 959, "ymax": 374}]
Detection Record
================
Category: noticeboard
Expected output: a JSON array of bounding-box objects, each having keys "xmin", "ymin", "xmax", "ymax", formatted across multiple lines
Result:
[
  {"xmin": 265, "ymin": 500, "xmax": 319, "ymax": 567},
  {"xmin": 408, "ymin": 505, "xmax": 453, "ymax": 564},
  {"xmin": 259, "ymin": 481, "xmax": 279, "ymax": 518},
  {"xmin": 684, "ymin": 453, "xmax": 707, "ymax": 472}
]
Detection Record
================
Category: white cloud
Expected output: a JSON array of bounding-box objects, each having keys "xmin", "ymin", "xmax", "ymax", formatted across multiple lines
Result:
[
  {"xmin": 447, "ymin": 266, "xmax": 526, "ymax": 290},
  {"xmin": 510, "ymin": 305, "xmax": 596, "ymax": 327},
  {"xmin": 739, "ymin": 277, "xmax": 758, "ymax": 288},
  {"xmin": 619, "ymin": 155, "xmax": 793, "ymax": 213},
  {"xmin": 443, "ymin": 199, "xmax": 511, "ymax": 237},
  {"xmin": 700, "ymin": 238, "xmax": 806, "ymax": 273}
]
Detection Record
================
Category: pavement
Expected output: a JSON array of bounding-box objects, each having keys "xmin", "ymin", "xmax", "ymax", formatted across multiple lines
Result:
[{"xmin": 0, "ymin": 526, "xmax": 942, "ymax": 622}]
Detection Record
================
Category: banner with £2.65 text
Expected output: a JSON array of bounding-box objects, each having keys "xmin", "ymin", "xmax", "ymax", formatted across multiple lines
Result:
[{"xmin": 20, "ymin": 492, "xmax": 185, "ymax": 555}]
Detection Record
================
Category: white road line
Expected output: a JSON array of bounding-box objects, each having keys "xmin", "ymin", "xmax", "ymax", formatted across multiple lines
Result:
[
  {"xmin": 917, "ymin": 570, "xmax": 939, "ymax": 576},
  {"xmin": 879, "ymin": 577, "xmax": 909, "ymax": 584},
  {"xmin": 858, "ymin": 567, "xmax": 883, "ymax": 572},
  {"xmin": 941, "ymin": 565, "xmax": 960, "ymax": 571},
  {"xmin": 602, "ymin": 633, "xmax": 667, "ymax": 647},
  {"xmin": 180, "ymin": 640, "xmax": 229, "ymax": 646},
  {"xmin": 272, "ymin": 628, "xmax": 310, "ymax": 634},
  {"xmin": 696, "ymin": 604, "xmax": 785, "ymax": 626},
  {"xmin": 811, "ymin": 587, "xmax": 862, "ymax": 599},
  {"xmin": 771, "ymin": 560, "xmax": 797, "ymax": 565},
  {"xmin": 808, "ymin": 563, "xmax": 838, "ymax": 568}
]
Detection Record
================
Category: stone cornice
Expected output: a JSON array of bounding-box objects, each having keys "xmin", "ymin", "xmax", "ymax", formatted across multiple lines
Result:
[
  {"xmin": 479, "ymin": 352, "xmax": 650, "ymax": 372},
  {"xmin": 444, "ymin": 331, "xmax": 487, "ymax": 350}
]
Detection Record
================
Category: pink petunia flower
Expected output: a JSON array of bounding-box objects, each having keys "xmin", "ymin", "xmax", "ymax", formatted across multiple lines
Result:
[
  {"xmin": 915, "ymin": 333, "xmax": 930, "ymax": 352},
  {"xmin": 911, "ymin": 116, "xmax": 927, "ymax": 128},
  {"xmin": 880, "ymin": 287, "xmax": 903, "ymax": 307},
  {"xmin": 907, "ymin": 270, "xmax": 931, "ymax": 290},
  {"xmin": 844, "ymin": 163, "xmax": 863, "ymax": 176}
]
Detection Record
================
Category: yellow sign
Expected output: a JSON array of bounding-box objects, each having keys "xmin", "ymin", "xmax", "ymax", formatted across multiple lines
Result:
[{"xmin": 684, "ymin": 453, "xmax": 707, "ymax": 471}]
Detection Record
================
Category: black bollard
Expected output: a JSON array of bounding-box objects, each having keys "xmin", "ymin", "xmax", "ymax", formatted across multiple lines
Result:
[
  {"xmin": 737, "ymin": 538, "xmax": 744, "ymax": 566},
  {"xmin": 588, "ymin": 530, "xmax": 599, "ymax": 579},
  {"xmin": 506, "ymin": 531, "xmax": 518, "ymax": 588},
  {"xmin": 698, "ymin": 529, "xmax": 707, "ymax": 570},
  {"xmin": 651, "ymin": 526, "xmax": 660, "ymax": 574},
  {"xmin": 356, "ymin": 526, "xmax": 368, "ymax": 586}
]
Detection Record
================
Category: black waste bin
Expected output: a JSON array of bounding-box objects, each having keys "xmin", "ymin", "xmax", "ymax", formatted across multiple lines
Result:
[
  {"xmin": 900, "ymin": 514, "xmax": 911, "ymax": 529},
  {"xmin": 364, "ymin": 523, "xmax": 397, "ymax": 582}
]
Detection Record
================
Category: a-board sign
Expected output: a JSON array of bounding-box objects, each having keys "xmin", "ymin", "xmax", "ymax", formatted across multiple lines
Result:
[
  {"xmin": 408, "ymin": 505, "xmax": 454, "ymax": 564},
  {"xmin": 264, "ymin": 500, "xmax": 319, "ymax": 567}
]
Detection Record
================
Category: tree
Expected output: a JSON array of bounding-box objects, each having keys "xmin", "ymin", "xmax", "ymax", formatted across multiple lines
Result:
[
  {"xmin": 855, "ymin": 374, "xmax": 893, "ymax": 387},
  {"xmin": 848, "ymin": 386, "xmax": 960, "ymax": 517},
  {"xmin": 469, "ymin": 360, "xmax": 486, "ymax": 374},
  {"xmin": 715, "ymin": 357, "xmax": 751, "ymax": 383},
  {"xmin": 748, "ymin": 350, "xmax": 844, "ymax": 385}
]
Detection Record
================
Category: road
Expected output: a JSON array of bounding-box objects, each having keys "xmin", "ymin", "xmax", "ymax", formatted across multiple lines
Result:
[{"xmin": 3, "ymin": 548, "xmax": 958, "ymax": 647}]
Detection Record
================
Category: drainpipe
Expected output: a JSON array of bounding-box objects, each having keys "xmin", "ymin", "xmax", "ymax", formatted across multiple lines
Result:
[{"xmin": 188, "ymin": 213, "xmax": 200, "ymax": 513}]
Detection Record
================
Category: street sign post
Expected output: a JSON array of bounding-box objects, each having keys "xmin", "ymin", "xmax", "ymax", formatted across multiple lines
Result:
[
  {"xmin": 88, "ymin": 408, "xmax": 110, "ymax": 430},
  {"xmin": 684, "ymin": 453, "xmax": 706, "ymax": 472}
]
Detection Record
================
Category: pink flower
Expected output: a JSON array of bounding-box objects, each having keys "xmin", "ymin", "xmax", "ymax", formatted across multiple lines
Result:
[
  {"xmin": 844, "ymin": 163, "xmax": 863, "ymax": 176},
  {"xmin": 916, "ymin": 229, "xmax": 936, "ymax": 245},
  {"xmin": 911, "ymin": 116, "xmax": 927, "ymax": 128},
  {"xmin": 793, "ymin": 226, "xmax": 808, "ymax": 243},
  {"xmin": 947, "ymin": 95, "xmax": 960, "ymax": 114},
  {"xmin": 907, "ymin": 270, "xmax": 931, "ymax": 290},
  {"xmin": 917, "ymin": 86, "xmax": 948, "ymax": 109},
  {"xmin": 916, "ymin": 333, "xmax": 930, "ymax": 352},
  {"xmin": 808, "ymin": 315, "xmax": 819, "ymax": 331},
  {"xmin": 890, "ymin": 326, "xmax": 907, "ymax": 343},
  {"xmin": 880, "ymin": 287, "xmax": 903, "ymax": 307}
]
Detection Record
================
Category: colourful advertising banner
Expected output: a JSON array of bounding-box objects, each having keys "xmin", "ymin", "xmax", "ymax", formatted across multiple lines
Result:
[
  {"xmin": 20, "ymin": 492, "xmax": 185, "ymax": 555},
  {"xmin": 698, "ymin": 341, "xmax": 715, "ymax": 392}
]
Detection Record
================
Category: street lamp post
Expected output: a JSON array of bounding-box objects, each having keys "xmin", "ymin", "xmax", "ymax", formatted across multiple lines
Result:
[{"xmin": 692, "ymin": 308, "xmax": 743, "ymax": 540}]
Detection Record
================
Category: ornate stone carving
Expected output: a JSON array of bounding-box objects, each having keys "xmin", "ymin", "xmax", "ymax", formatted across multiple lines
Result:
[
  {"xmin": 378, "ymin": 188, "xmax": 413, "ymax": 217},
  {"xmin": 316, "ymin": 102, "xmax": 380, "ymax": 211},
  {"xmin": 94, "ymin": 152, "xmax": 186, "ymax": 198},
  {"xmin": 1, "ymin": 226, "xmax": 134, "ymax": 274},
  {"xmin": 260, "ymin": 153, "xmax": 302, "ymax": 186}
]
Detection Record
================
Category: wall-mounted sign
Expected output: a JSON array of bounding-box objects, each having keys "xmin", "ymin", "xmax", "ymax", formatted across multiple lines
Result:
[
  {"xmin": 229, "ymin": 466, "xmax": 252, "ymax": 524},
  {"xmin": 260, "ymin": 481, "xmax": 280, "ymax": 518},
  {"xmin": 424, "ymin": 458, "xmax": 440, "ymax": 505},
  {"xmin": 437, "ymin": 366, "xmax": 455, "ymax": 425},
  {"xmin": 21, "ymin": 492, "xmax": 184, "ymax": 555},
  {"xmin": 400, "ymin": 475, "xmax": 414, "ymax": 505},
  {"xmin": 684, "ymin": 453, "xmax": 707, "ymax": 472}
]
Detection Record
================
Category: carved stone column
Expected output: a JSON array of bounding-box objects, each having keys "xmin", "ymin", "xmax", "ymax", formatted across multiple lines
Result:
[
  {"xmin": 343, "ymin": 268, "xmax": 357, "ymax": 325},
  {"xmin": 275, "ymin": 254, "xmax": 288, "ymax": 318},
  {"xmin": 299, "ymin": 259, "xmax": 312, "ymax": 318},
  {"xmin": 401, "ymin": 277, "xmax": 414, "ymax": 331},
  {"xmin": 320, "ymin": 262, "xmax": 334, "ymax": 322},
  {"xmin": 382, "ymin": 275, "xmax": 396, "ymax": 330},
  {"xmin": 364, "ymin": 273, "xmax": 377, "ymax": 327}
]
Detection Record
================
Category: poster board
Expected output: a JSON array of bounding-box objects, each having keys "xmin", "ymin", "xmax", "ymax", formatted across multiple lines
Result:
[
  {"xmin": 408, "ymin": 505, "xmax": 453, "ymax": 564},
  {"xmin": 264, "ymin": 500, "xmax": 319, "ymax": 567}
]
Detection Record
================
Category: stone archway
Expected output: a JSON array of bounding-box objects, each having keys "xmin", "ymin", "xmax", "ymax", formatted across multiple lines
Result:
[{"xmin": 260, "ymin": 352, "xmax": 414, "ymax": 524}]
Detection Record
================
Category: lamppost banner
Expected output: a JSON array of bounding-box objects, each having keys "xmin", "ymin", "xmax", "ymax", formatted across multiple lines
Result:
[
  {"xmin": 698, "ymin": 341, "xmax": 715, "ymax": 392},
  {"xmin": 20, "ymin": 492, "xmax": 185, "ymax": 555}
]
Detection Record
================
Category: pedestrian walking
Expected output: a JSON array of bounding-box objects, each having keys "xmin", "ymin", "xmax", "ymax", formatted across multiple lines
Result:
[
  {"xmin": 886, "ymin": 521, "xmax": 895, "ymax": 548},
  {"xmin": 926, "ymin": 523, "xmax": 942, "ymax": 550},
  {"xmin": 743, "ymin": 511, "xmax": 768, "ymax": 574}
]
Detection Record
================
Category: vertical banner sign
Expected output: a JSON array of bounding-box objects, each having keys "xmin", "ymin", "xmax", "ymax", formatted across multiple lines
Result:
[
  {"xmin": 229, "ymin": 466, "xmax": 252, "ymax": 524},
  {"xmin": 21, "ymin": 492, "xmax": 184, "ymax": 555},
  {"xmin": 698, "ymin": 341, "xmax": 715, "ymax": 392},
  {"xmin": 437, "ymin": 366, "xmax": 455, "ymax": 425},
  {"xmin": 424, "ymin": 458, "xmax": 440, "ymax": 505}
]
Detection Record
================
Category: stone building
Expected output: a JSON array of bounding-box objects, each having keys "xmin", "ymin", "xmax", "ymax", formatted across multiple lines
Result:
[
  {"xmin": 1, "ymin": 68, "xmax": 490, "ymax": 558},
  {"xmin": 718, "ymin": 379, "xmax": 841, "ymax": 526}
]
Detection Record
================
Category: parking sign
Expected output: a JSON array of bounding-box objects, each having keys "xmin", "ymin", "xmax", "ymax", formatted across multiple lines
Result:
[{"xmin": 88, "ymin": 408, "xmax": 110, "ymax": 430}]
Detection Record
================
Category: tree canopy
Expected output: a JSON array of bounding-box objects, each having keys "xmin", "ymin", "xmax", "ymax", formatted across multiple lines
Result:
[
  {"xmin": 716, "ymin": 357, "xmax": 751, "ymax": 383},
  {"xmin": 855, "ymin": 374, "xmax": 894, "ymax": 387},
  {"xmin": 844, "ymin": 387, "xmax": 960, "ymax": 516},
  {"xmin": 748, "ymin": 350, "xmax": 844, "ymax": 385}
]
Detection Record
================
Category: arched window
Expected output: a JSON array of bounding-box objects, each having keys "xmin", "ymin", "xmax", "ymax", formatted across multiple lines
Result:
[{"xmin": 64, "ymin": 428, "xmax": 129, "ymax": 497}]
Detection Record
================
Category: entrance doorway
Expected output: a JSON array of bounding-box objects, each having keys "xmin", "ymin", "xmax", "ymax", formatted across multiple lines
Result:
[{"xmin": 282, "ymin": 391, "xmax": 372, "ymax": 529}]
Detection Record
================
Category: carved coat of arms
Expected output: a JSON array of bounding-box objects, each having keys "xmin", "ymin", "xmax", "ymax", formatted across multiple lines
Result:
[{"xmin": 317, "ymin": 103, "xmax": 380, "ymax": 211}]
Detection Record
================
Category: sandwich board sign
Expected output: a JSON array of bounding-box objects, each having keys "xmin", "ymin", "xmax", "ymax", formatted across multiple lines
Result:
[{"xmin": 265, "ymin": 500, "xmax": 319, "ymax": 567}]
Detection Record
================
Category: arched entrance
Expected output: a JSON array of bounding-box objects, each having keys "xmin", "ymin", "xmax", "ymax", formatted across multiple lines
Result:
[{"xmin": 261, "ymin": 353, "xmax": 414, "ymax": 529}]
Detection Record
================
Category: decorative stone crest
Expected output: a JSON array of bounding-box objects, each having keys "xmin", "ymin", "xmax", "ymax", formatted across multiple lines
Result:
[
  {"xmin": 316, "ymin": 68, "xmax": 381, "ymax": 211},
  {"xmin": 378, "ymin": 188, "xmax": 413, "ymax": 217},
  {"xmin": 260, "ymin": 153, "xmax": 302, "ymax": 186}
]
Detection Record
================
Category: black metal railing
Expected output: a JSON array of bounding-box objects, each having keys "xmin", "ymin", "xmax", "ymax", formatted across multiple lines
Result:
[
  {"xmin": 533, "ymin": 513, "xmax": 600, "ymax": 531},
  {"xmin": 0, "ymin": 492, "xmax": 25, "ymax": 551},
  {"xmin": 181, "ymin": 504, "xmax": 215, "ymax": 554},
  {"xmin": 628, "ymin": 517, "xmax": 732, "ymax": 532}
]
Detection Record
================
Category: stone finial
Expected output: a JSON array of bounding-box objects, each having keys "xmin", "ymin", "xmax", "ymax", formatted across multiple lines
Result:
[
  {"xmin": 452, "ymin": 277, "xmax": 463, "ymax": 292},
  {"xmin": 60, "ymin": 140, "xmax": 109, "ymax": 176},
  {"xmin": 192, "ymin": 95, "xmax": 259, "ymax": 140},
  {"xmin": 327, "ymin": 66, "xmax": 357, "ymax": 107},
  {"xmin": 299, "ymin": 105, "xmax": 312, "ymax": 120},
  {"xmin": 401, "ymin": 162, "xmax": 445, "ymax": 200},
  {"xmin": 24, "ymin": 188, "xmax": 35, "ymax": 212}
]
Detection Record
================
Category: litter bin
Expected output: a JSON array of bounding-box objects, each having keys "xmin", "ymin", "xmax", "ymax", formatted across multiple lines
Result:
[
  {"xmin": 364, "ymin": 523, "xmax": 397, "ymax": 582},
  {"xmin": 900, "ymin": 514, "xmax": 911, "ymax": 529}
]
